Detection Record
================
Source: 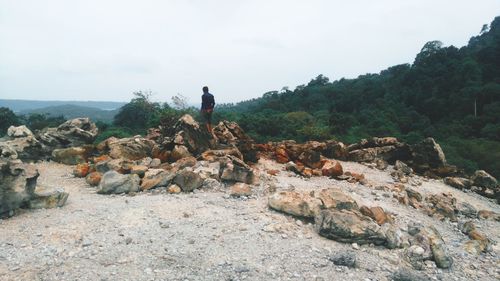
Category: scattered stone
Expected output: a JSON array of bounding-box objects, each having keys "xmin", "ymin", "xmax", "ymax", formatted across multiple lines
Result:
[
  {"xmin": 471, "ymin": 170, "xmax": 497, "ymax": 189},
  {"xmin": 359, "ymin": 206, "xmax": 391, "ymax": 225},
  {"xmin": 390, "ymin": 269, "xmax": 429, "ymax": 281},
  {"xmin": 328, "ymin": 252, "xmax": 357, "ymax": 268},
  {"xmin": 130, "ymin": 165, "xmax": 149, "ymax": 178},
  {"xmin": 230, "ymin": 183, "xmax": 252, "ymax": 197},
  {"xmin": 167, "ymin": 184, "xmax": 181, "ymax": 194},
  {"xmin": 141, "ymin": 169, "xmax": 175, "ymax": 190},
  {"xmin": 268, "ymin": 191, "xmax": 322, "ymax": 218},
  {"xmin": 53, "ymin": 146, "xmax": 92, "ymax": 165}
]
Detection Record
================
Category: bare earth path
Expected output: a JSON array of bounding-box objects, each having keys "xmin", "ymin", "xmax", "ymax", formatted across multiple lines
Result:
[{"xmin": 0, "ymin": 161, "xmax": 499, "ymax": 281}]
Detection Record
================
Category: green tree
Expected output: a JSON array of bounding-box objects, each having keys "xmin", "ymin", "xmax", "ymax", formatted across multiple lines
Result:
[{"xmin": 0, "ymin": 107, "xmax": 20, "ymax": 135}]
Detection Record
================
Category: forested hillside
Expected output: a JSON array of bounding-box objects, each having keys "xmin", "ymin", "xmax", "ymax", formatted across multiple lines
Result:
[{"xmin": 216, "ymin": 17, "xmax": 500, "ymax": 177}]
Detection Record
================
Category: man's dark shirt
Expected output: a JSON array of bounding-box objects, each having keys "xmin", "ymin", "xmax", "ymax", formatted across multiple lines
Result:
[{"xmin": 201, "ymin": 92, "xmax": 215, "ymax": 110}]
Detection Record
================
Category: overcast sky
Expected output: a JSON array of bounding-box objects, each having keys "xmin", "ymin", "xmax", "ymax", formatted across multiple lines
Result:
[{"xmin": 1, "ymin": 0, "xmax": 499, "ymax": 104}]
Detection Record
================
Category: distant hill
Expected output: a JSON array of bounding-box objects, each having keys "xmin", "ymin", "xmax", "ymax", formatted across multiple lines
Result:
[
  {"xmin": 0, "ymin": 99, "xmax": 125, "ymax": 113},
  {"xmin": 19, "ymin": 104, "xmax": 119, "ymax": 123}
]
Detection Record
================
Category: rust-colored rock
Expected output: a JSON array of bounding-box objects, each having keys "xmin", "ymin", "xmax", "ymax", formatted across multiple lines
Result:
[
  {"xmin": 86, "ymin": 172, "xmax": 102, "ymax": 186},
  {"xmin": 321, "ymin": 160, "xmax": 343, "ymax": 177},
  {"xmin": 73, "ymin": 163, "xmax": 91, "ymax": 178}
]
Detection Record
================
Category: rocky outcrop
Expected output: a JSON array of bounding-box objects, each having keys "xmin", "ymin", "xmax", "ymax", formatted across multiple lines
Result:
[
  {"xmin": 103, "ymin": 137, "xmax": 155, "ymax": 160},
  {"xmin": 52, "ymin": 146, "xmax": 94, "ymax": 165},
  {"xmin": 38, "ymin": 118, "xmax": 98, "ymax": 149},
  {"xmin": 347, "ymin": 137, "xmax": 411, "ymax": 163}
]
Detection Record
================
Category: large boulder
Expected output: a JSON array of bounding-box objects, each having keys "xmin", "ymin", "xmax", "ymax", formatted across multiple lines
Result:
[
  {"xmin": 107, "ymin": 137, "xmax": 155, "ymax": 160},
  {"xmin": 38, "ymin": 118, "xmax": 98, "ymax": 149},
  {"xmin": 268, "ymin": 188, "xmax": 358, "ymax": 218},
  {"xmin": 166, "ymin": 114, "xmax": 216, "ymax": 155},
  {"xmin": 268, "ymin": 191, "xmax": 322, "ymax": 218},
  {"xmin": 444, "ymin": 177, "xmax": 472, "ymax": 190},
  {"xmin": 97, "ymin": 171, "xmax": 140, "ymax": 194},
  {"xmin": 471, "ymin": 170, "xmax": 497, "ymax": 189},
  {"xmin": 0, "ymin": 126, "xmax": 45, "ymax": 160},
  {"xmin": 0, "ymin": 158, "xmax": 68, "ymax": 217},
  {"xmin": 409, "ymin": 137, "xmax": 447, "ymax": 173},
  {"xmin": 315, "ymin": 209, "xmax": 387, "ymax": 245},
  {"xmin": 347, "ymin": 137, "xmax": 411, "ymax": 163}
]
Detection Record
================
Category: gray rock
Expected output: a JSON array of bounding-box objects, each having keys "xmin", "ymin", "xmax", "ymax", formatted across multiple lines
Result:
[
  {"xmin": 27, "ymin": 187, "xmax": 69, "ymax": 209},
  {"xmin": 391, "ymin": 269, "xmax": 430, "ymax": 281},
  {"xmin": 328, "ymin": 252, "xmax": 357, "ymax": 268},
  {"xmin": 0, "ymin": 158, "xmax": 39, "ymax": 216},
  {"xmin": 471, "ymin": 170, "xmax": 497, "ymax": 189},
  {"xmin": 97, "ymin": 171, "xmax": 140, "ymax": 194},
  {"xmin": 173, "ymin": 168, "xmax": 203, "ymax": 192}
]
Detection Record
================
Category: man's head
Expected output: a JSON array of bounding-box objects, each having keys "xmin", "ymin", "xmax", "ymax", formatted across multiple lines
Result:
[{"xmin": 202, "ymin": 86, "xmax": 209, "ymax": 93}]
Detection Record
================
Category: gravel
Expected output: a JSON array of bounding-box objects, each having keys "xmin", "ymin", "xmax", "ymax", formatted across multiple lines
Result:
[{"xmin": 0, "ymin": 160, "xmax": 498, "ymax": 281}]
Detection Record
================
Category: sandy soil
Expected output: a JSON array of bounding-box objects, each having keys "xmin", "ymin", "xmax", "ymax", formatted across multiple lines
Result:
[{"xmin": 0, "ymin": 160, "xmax": 498, "ymax": 281}]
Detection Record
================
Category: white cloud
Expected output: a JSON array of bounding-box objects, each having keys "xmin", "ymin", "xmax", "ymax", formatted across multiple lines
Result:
[{"xmin": 0, "ymin": 0, "xmax": 499, "ymax": 103}]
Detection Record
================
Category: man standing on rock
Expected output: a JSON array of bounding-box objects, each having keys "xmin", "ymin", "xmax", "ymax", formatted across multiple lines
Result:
[{"xmin": 201, "ymin": 86, "xmax": 215, "ymax": 133}]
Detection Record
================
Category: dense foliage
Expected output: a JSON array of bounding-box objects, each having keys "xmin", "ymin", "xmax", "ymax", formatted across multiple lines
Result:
[{"xmin": 215, "ymin": 17, "xmax": 500, "ymax": 177}]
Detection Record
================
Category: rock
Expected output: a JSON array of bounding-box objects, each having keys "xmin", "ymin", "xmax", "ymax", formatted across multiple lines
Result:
[
  {"xmin": 97, "ymin": 171, "xmax": 140, "ymax": 194},
  {"xmin": 323, "ymin": 140, "xmax": 348, "ymax": 160},
  {"xmin": 457, "ymin": 202, "xmax": 477, "ymax": 218},
  {"xmin": 315, "ymin": 209, "xmax": 387, "ymax": 245},
  {"xmin": 96, "ymin": 158, "xmax": 134, "ymax": 174},
  {"xmin": 298, "ymin": 150, "xmax": 322, "ymax": 169},
  {"xmin": 173, "ymin": 168, "xmax": 203, "ymax": 192},
  {"xmin": 26, "ymin": 186, "xmax": 69, "ymax": 209},
  {"xmin": 213, "ymin": 120, "xmax": 259, "ymax": 162},
  {"xmin": 172, "ymin": 156, "xmax": 197, "ymax": 169},
  {"xmin": 0, "ymin": 133, "xmax": 44, "ymax": 161},
  {"xmin": 7, "ymin": 125, "xmax": 34, "ymax": 138},
  {"xmin": 0, "ymin": 159, "xmax": 39, "ymax": 217},
  {"xmin": 406, "ymin": 188, "xmax": 423, "ymax": 202},
  {"xmin": 471, "ymin": 170, "xmax": 498, "ymax": 189},
  {"xmin": 140, "ymin": 169, "xmax": 175, "ymax": 190},
  {"xmin": 459, "ymin": 221, "xmax": 491, "ymax": 254},
  {"xmin": 268, "ymin": 191, "xmax": 322, "ymax": 218},
  {"xmin": 285, "ymin": 161, "xmax": 304, "ymax": 175},
  {"xmin": 130, "ymin": 165, "xmax": 149, "ymax": 178},
  {"xmin": 108, "ymin": 137, "xmax": 155, "ymax": 160},
  {"xmin": 394, "ymin": 160, "xmax": 413, "ymax": 175},
  {"xmin": 390, "ymin": 269, "xmax": 429, "ymax": 281},
  {"xmin": 38, "ymin": 118, "xmax": 98, "ymax": 148},
  {"xmin": 375, "ymin": 159, "xmax": 388, "ymax": 170},
  {"xmin": 321, "ymin": 160, "xmax": 343, "ymax": 177},
  {"xmin": 384, "ymin": 226, "xmax": 405, "ymax": 249},
  {"xmin": 167, "ymin": 184, "xmax": 181, "ymax": 194},
  {"xmin": 201, "ymin": 148, "xmax": 243, "ymax": 162},
  {"xmin": 52, "ymin": 146, "xmax": 93, "ymax": 165},
  {"xmin": 202, "ymin": 178, "xmax": 223, "ymax": 189},
  {"xmin": 230, "ymin": 183, "xmax": 252, "ymax": 197},
  {"xmin": 170, "ymin": 145, "xmax": 192, "ymax": 162},
  {"xmin": 275, "ymin": 147, "xmax": 290, "ymax": 164},
  {"xmin": 317, "ymin": 188, "xmax": 358, "ymax": 211},
  {"xmin": 85, "ymin": 172, "xmax": 102, "ymax": 186},
  {"xmin": 220, "ymin": 156, "xmax": 258, "ymax": 184},
  {"xmin": 73, "ymin": 163, "xmax": 91, "ymax": 178},
  {"xmin": 409, "ymin": 137, "xmax": 447, "ymax": 173},
  {"xmin": 167, "ymin": 114, "xmax": 215, "ymax": 155},
  {"xmin": 150, "ymin": 158, "xmax": 161, "ymax": 168},
  {"xmin": 359, "ymin": 206, "xmax": 390, "ymax": 225},
  {"xmin": 477, "ymin": 210, "xmax": 499, "ymax": 221},
  {"xmin": 328, "ymin": 252, "xmax": 357, "ymax": 268},
  {"xmin": 444, "ymin": 177, "xmax": 472, "ymax": 190},
  {"xmin": 426, "ymin": 193, "xmax": 458, "ymax": 222},
  {"xmin": 409, "ymin": 225, "xmax": 453, "ymax": 269}
]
